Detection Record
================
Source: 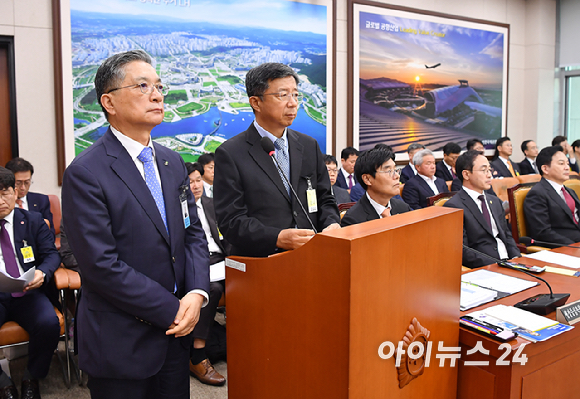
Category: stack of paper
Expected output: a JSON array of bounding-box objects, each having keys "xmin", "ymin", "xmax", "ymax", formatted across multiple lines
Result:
[
  {"xmin": 460, "ymin": 282, "xmax": 497, "ymax": 311},
  {"xmin": 524, "ymin": 251, "xmax": 580, "ymax": 269}
]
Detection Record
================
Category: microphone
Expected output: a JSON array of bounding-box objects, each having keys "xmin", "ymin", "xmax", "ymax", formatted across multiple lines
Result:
[
  {"xmin": 260, "ymin": 137, "xmax": 318, "ymax": 233},
  {"xmin": 519, "ymin": 236, "xmax": 580, "ymax": 249},
  {"xmin": 463, "ymin": 245, "xmax": 570, "ymax": 315}
]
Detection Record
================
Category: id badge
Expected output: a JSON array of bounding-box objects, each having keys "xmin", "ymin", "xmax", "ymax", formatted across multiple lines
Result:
[
  {"xmin": 20, "ymin": 245, "xmax": 35, "ymax": 263},
  {"xmin": 306, "ymin": 177, "xmax": 318, "ymax": 213},
  {"xmin": 179, "ymin": 192, "xmax": 190, "ymax": 228}
]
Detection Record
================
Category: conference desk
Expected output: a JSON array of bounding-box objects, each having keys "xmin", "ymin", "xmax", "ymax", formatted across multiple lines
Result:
[{"xmin": 457, "ymin": 245, "xmax": 580, "ymax": 399}]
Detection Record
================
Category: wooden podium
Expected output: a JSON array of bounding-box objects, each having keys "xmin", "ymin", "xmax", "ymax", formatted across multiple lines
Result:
[{"xmin": 225, "ymin": 207, "xmax": 463, "ymax": 398}]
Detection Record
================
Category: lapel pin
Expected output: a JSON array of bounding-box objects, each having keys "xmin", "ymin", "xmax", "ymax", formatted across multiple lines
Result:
[
  {"xmin": 21, "ymin": 221, "xmax": 24, "ymax": 224},
  {"xmin": 164, "ymin": 161, "xmax": 168, "ymax": 166}
]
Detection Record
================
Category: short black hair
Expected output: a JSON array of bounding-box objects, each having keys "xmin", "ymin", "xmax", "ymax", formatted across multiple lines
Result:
[
  {"xmin": 341, "ymin": 146, "xmax": 359, "ymax": 160},
  {"xmin": 536, "ymin": 145, "xmax": 564, "ymax": 176},
  {"xmin": 186, "ymin": 162, "xmax": 204, "ymax": 176},
  {"xmin": 245, "ymin": 63, "xmax": 299, "ymax": 99},
  {"xmin": 197, "ymin": 153, "xmax": 215, "ymax": 167},
  {"xmin": 552, "ymin": 136, "xmax": 567, "ymax": 147},
  {"xmin": 5, "ymin": 157, "xmax": 34, "ymax": 176},
  {"xmin": 373, "ymin": 143, "xmax": 393, "ymax": 152},
  {"xmin": 572, "ymin": 139, "xmax": 580, "ymax": 152},
  {"xmin": 521, "ymin": 140, "xmax": 533, "ymax": 154},
  {"xmin": 493, "ymin": 136, "xmax": 511, "ymax": 159},
  {"xmin": 407, "ymin": 143, "xmax": 425, "ymax": 153},
  {"xmin": 443, "ymin": 142, "xmax": 461, "ymax": 155},
  {"xmin": 455, "ymin": 150, "xmax": 484, "ymax": 182},
  {"xmin": 323, "ymin": 154, "xmax": 337, "ymax": 166},
  {"xmin": 354, "ymin": 148, "xmax": 395, "ymax": 191},
  {"xmin": 466, "ymin": 139, "xmax": 483, "ymax": 151},
  {"xmin": 0, "ymin": 167, "xmax": 15, "ymax": 191}
]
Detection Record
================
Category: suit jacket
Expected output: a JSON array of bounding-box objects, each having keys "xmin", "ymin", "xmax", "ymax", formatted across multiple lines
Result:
[
  {"xmin": 570, "ymin": 158, "xmax": 580, "ymax": 173},
  {"xmin": 341, "ymin": 194, "xmax": 411, "ymax": 227},
  {"xmin": 399, "ymin": 164, "xmax": 415, "ymax": 184},
  {"xmin": 490, "ymin": 157, "xmax": 520, "ymax": 178},
  {"xmin": 200, "ymin": 196, "xmax": 229, "ymax": 256},
  {"xmin": 402, "ymin": 174, "xmax": 449, "ymax": 210},
  {"xmin": 435, "ymin": 161, "xmax": 454, "ymax": 181},
  {"xmin": 444, "ymin": 189, "xmax": 520, "ymax": 268},
  {"xmin": 332, "ymin": 185, "xmax": 351, "ymax": 205},
  {"xmin": 523, "ymin": 177, "xmax": 580, "ymax": 245},
  {"xmin": 26, "ymin": 192, "xmax": 55, "ymax": 236},
  {"xmin": 335, "ymin": 169, "xmax": 357, "ymax": 190},
  {"xmin": 62, "ymin": 128, "xmax": 210, "ymax": 379},
  {"xmin": 214, "ymin": 123, "xmax": 340, "ymax": 257},
  {"xmin": 518, "ymin": 158, "xmax": 538, "ymax": 175},
  {"xmin": 0, "ymin": 209, "xmax": 60, "ymax": 300}
]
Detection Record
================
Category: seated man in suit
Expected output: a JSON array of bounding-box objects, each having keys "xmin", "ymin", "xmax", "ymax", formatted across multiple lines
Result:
[
  {"xmin": 466, "ymin": 138, "xmax": 485, "ymax": 152},
  {"xmin": 518, "ymin": 140, "xmax": 539, "ymax": 175},
  {"xmin": 342, "ymin": 148, "xmax": 410, "ymax": 226},
  {"xmin": 323, "ymin": 155, "xmax": 351, "ymax": 204},
  {"xmin": 444, "ymin": 151, "xmax": 520, "ymax": 268},
  {"xmin": 5, "ymin": 158, "xmax": 54, "ymax": 236},
  {"xmin": 399, "ymin": 143, "xmax": 425, "ymax": 184},
  {"xmin": 335, "ymin": 147, "xmax": 359, "ymax": 192},
  {"xmin": 552, "ymin": 135, "xmax": 579, "ymax": 173},
  {"xmin": 402, "ymin": 149, "xmax": 449, "ymax": 209},
  {"xmin": 198, "ymin": 153, "xmax": 215, "ymax": 198},
  {"xmin": 524, "ymin": 145, "xmax": 580, "ymax": 245},
  {"xmin": 186, "ymin": 162, "xmax": 227, "ymax": 386},
  {"xmin": 0, "ymin": 167, "xmax": 61, "ymax": 399},
  {"xmin": 435, "ymin": 142, "xmax": 461, "ymax": 181},
  {"xmin": 490, "ymin": 137, "xmax": 520, "ymax": 178}
]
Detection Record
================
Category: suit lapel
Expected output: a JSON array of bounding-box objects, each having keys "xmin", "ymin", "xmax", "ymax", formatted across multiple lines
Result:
[
  {"xmin": 417, "ymin": 177, "xmax": 436, "ymax": 196},
  {"xmin": 246, "ymin": 125, "xmax": 291, "ymax": 202},
  {"xmin": 155, "ymin": 144, "xmax": 177, "ymax": 249},
  {"xmin": 287, "ymin": 129, "xmax": 304, "ymax": 193},
  {"xmin": 104, "ymin": 130, "xmax": 170, "ymax": 246},
  {"xmin": 201, "ymin": 197, "xmax": 225, "ymax": 253},
  {"xmin": 542, "ymin": 178, "xmax": 577, "ymax": 224},
  {"xmin": 460, "ymin": 190, "xmax": 493, "ymax": 236},
  {"xmin": 360, "ymin": 195, "xmax": 380, "ymax": 221}
]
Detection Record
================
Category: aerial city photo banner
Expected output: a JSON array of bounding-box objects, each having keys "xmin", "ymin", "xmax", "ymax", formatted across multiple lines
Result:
[
  {"xmin": 67, "ymin": 0, "xmax": 333, "ymax": 161},
  {"xmin": 350, "ymin": 2, "xmax": 509, "ymax": 155}
]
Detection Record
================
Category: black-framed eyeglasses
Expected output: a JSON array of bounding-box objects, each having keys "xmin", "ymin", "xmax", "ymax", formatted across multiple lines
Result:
[
  {"xmin": 260, "ymin": 92, "xmax": 303, "ymax": 102},
  {"xmin": 107, "ymin": 82, "xmax": 169, "ymax": 96}
]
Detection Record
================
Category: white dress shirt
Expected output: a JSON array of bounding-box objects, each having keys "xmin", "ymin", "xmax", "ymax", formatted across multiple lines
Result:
[
  {"xmin": 546, "ymin": 179, "xmax": 579, "ymax": 223},
  {"xmin": 418, "ymin": 174, "xmax": 440, "ymax": 195},
  {"xmin": 254, "ymin": 120, "xmax": 288, "ymax": 159},
  {"xmin": 202, "ymin": 181, "xmax": 213, "ymax": 198},
  {"xmin": 526, "ymin": 157, "xmax": 538, "ymax": 173},
  {"xmin": 196, "ymin": 199, "xmax": 222, "ymax": 255},
  {"xmin": 0, "ymin": 210, "xmax": 26, "ymax": 277},
  {"xmin": 366, "ymin": 192, "xmax": 392, "ymax": 218},
  {"xmin": 463, "ymin": 186, "xmax": 509, "ymax": 259}
]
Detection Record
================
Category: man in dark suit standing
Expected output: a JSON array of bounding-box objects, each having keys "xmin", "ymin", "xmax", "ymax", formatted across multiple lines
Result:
[
  {"xmin": 399, "ymin": 143, "xmax": 424, "ymax": 184},
  {"xmin": 490, "ymin": 137, "xmax": 520, "ymax": 178},
  {"xmin": 5, "ymin": 158, "xmax": 54, "ymax": 236},
  {"xmin": 335, "ymin": 147, "xmax": 359, "ymax": 191},
  {"xmin": 214, "ymin": 63, "xmax": 340, "ymax": 258},
  {"xmin": 323, "ymin": 155, "xmax": 351, "ymax": 204},
  {"xmin": 435, "ymin": 142, "xmax": 461, "ymax": 181},
  {"xmin": 341, "ymin": 148, "xmax": 411, "ymax": 226},
  {"xmin": 0, "ymin": 167, "xmax": 61, "ymax": 399},
  {"xmin": 62, "ymin": 50, "xmax": 210, "ymax": 399},
  {"xmin": 518, "ymin": 140, "xmax": 539, "ymax": 175},
  {"xmin": 402, "ymin": 149, "xmax": 449, "ymax": 209},
  {"xmin": 444, "ymin": 151, "xmax": 520, "ymax": 268},
  {"xmin": 524, "ymin": 146, "xmax": 580, "ymax": 245}
]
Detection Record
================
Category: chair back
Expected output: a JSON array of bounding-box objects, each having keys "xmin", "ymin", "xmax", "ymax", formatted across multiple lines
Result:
[
  {"xmin": 338, "ymin": 202, "xmax": 356, "ymax": 219},
  {"xmin": 48, "ymin": 195, "xmax": 61, "ymax": 235},
  {"xmin": 517, "ymin": 174, "xmax": 541, "ymax": 184},
  {"xmin": 446, "ymin": 180, "xmax": 453, "ymax": 191},
  {"xmin": 507, "ymin": 183, "xmax": 535, "ymax": 242},
  {"xmin": 490, "ymin": 177, "xmax": 520, "ymax": 202},
  {"xmin": 428, "ymin": 191, "xmax": 457, "ymax": 207},
  {"xmin": 564, "ymin": 179, "xmax": 580, "ymax": 199},
  {"xmin": 399, "ymin": 183, "xmax": 404, "ymax": 198}
]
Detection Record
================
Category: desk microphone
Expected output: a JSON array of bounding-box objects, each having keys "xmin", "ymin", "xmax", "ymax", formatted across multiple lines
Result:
[
  {"xmin": 463, "ymin": 245, "xmax": 569, "ymax": 315},
  {"xmin": 260, "ymin": 137, "xmax": 317, "ymax": 233},
  {"xmin": 519, "ymin": 236, "xmax": 580, "ymax": 249}
]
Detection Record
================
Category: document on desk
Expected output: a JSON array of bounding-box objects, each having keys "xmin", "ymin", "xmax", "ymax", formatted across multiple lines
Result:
[
  {"xmin": 483, "ymin": 304, "xmax": 557, "ymax": 331},
  {"xmin": 0, "ymin": 267, "xmax": 35, "ymax": 293},
  {"xmin": 461, "ymin": 270, "xmax": 538, "ymax": 295},
  {"xmin": 460, "ymin": 282, "xmax": 498, "ymax": 311},
  {"xmin": 524, "ymin": 251, "xmax": 580, "ymax": 269}
]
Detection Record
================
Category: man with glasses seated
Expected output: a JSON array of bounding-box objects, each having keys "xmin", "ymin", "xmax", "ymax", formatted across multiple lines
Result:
[
  {"xmin": 5, "ymin": 158, "xmax": 54, "ymax": 236},
  {"xmin": 214, "ymin": 62, "xmax": 340, "ymax": 258},
  {"xmin": 444, "ymin": 150, "xmax": 520, "ymax": 269},
  {"xmin": 341, "ymin": 148, "xmax": 411, "ymax": 227},
  {"xmin": 324, "ymin": 155, "xmax": 351, "ymax": 204}
]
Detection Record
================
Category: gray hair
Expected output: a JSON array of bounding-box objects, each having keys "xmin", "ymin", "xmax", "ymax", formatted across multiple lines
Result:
[
  {"xmin": 246, "ymin": 63, "xmax": 299, "ymax": 110},
  {"xmin": 407, "ymin": 143, "xmax": 425, "ymax": 153},
  {"xmin": 413, "ymin": 149, "xmax": 434, "ymax": 167},
  {"xmin": 94, "ymin": 50, "xmax": 152, "ymax": 118}
]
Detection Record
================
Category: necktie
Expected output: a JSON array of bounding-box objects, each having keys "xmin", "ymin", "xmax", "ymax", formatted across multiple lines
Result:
[
  {"xmin": 507, "ymin": 160, "xmax": 516, "ymax": 177},
  {"xmin": 15, "ymin": 199, "xmax": 22, "ymax": 208},
  {"xmin": 274, "ymin": 138, "xmax": 291, "ymax": 196},
  {"xmin": 380, "ymin": 206, "xmax": 391, "ymax": 218},
  {"xmin": 0, "ymin": 220, "xmax": 24, "ymax": 297},
  {"xmin": 561, "ymin": 187, "xmax": 578, "ymax": 225},
  {"xmin": 533, "ymin": 161, "xmax": 538, "ymax": 174},
  {"xmin": 209, "ymin": 185, "xmax": 213, "ymax": 198},
  {"xmin": 137, "ymin": 147, "xmax": 168, "ymax": 232},
  {"xmin": 348, "ymin": 175, "xmax": 353, "ymax": 190},
  {"xmin": 478, "ymin": 195, "xmax": 492, "ymax": 230},
  {"xmin": 451, "ymin": 168, "xmax": 457, "ymax": 179}
]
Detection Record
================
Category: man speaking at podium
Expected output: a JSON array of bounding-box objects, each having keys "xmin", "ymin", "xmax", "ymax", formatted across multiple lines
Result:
[{"xmin": 214, "ymin": 63, "xmax": 340, "ymax": 257}]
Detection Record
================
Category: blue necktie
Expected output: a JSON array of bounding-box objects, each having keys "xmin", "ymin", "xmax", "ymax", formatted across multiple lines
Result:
[
  {"xmin": 137, "ymin": 147, "xmax": 168, "ymax": 232},
  {"xmin": 274, "ymin": 138, "xmax": 290, "ymax": 196}
]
